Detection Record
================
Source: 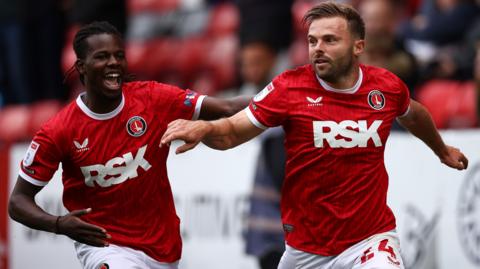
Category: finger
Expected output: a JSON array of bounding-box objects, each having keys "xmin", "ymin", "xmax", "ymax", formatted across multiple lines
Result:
[
  {"xmin": 162, "ymin": 131, "xmax": 185, "ymax": 146},
  {"xmin": 69, "ymin": 217, "xmax": 109, "ymax": 234},
  {"xmin": 78, "ymin": 228, "xmax": 112, "ymax": 239},
  {"xmin": 167, "ymin": 119, "xmax": 183, "ymax": 128},
  {"xmin": 69, "ymin": 208, "xmax": 92, "ymax": 217},
  {"xmin": 459, "ymin": 154, "xmax": 468, "ymax": 169},
  {"xmin": 77, "ymin": 221, "xmax": 109, "ymax": 234},
  {"xmin": 78, "ymin": 235, "xmax": 110, "ymax": 247},
  {"xmin": 161, "ymin": 134, "xmax": 176, "ymax": 146},
  {"xmin": 176, "ymin": 142, "xmax": 198, "ymax": 154}
]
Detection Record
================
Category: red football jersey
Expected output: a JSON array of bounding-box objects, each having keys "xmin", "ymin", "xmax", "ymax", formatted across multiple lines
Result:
[
  {"xmin": 19, "ymin": 81, "xmax": 205, "ymax": 262},
  {"xmin": 246, "ymin": 64, "xmax": 410, "ymax": 256}
]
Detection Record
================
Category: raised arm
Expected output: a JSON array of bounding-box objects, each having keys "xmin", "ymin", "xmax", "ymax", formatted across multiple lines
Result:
[
  {"xmin": 8, "ymin": 176, "xmax": 110, "ymax": 247},
  {"xmin": 161, "ymin": 109, "xmax": 264, "ymax": 154},
  {"xmin": 397, "ymin": 99, "xmax": 468, "ymax": 170},
  {"xmin": 199, "ymin": 95, "xmax": 252, "ymax": 120}
]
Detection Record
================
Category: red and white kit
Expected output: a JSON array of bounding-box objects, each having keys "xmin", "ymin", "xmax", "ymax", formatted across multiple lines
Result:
[
  {"xmin": 246, "ymin": 64, "xmax": 409, "ymax": 264},
  {"xmin": 19, "ymin": 81, "xmax": 205, "ymax": 263}
]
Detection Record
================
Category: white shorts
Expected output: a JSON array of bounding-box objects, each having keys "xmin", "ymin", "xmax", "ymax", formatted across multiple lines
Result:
[
  {"xmin": 278, "ymin": 230, "xmax": 404, "ymax": 269},
  {"xmin": 74, "ymin": 242, "xmax": 179, "ymax": 269}
]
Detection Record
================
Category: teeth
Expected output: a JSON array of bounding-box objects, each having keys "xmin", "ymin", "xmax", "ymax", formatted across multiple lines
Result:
[{"xmin": 105, "ymin": 74, "xmax": 120, "ymax": 78}]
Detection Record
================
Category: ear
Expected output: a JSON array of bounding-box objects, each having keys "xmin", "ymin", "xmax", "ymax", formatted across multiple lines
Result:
[
  {"xmin": 353, "ymin": 39, "xmax": 365, "ymax": 57},
  {"xmin": 75, "ymin": 59, "xmax": 85, "ymax": 75}
]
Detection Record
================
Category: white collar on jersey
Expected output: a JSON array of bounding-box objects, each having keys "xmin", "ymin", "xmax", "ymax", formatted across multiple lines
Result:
[
  {"xmin": 316, "ymin": 68, "xmax": 363, "ymax": 94},
  {"xmin": 76, "ymin": 92, "xmax": 125, "ymax": 120}
]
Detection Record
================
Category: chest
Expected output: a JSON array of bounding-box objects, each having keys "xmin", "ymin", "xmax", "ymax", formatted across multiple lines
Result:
[{"xmin": 285, "ymin": 88, "xmax": 399, "ymax": 149}]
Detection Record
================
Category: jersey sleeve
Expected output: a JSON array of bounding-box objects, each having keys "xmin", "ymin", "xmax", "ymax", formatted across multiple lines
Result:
[
  {"xmin": 396, "ymin": 77, "xmax": 411, "ymax": 117},
  {"xmin": 19, "ymin": 126, "xmax": 63, "ymax": 186},
  {"xmin": 150, "ymin": 82, "xmax": 206, "ymax": 121},
  {"xmin": 246, "ymin": 76, "xmax": 289, "ymax": 129}
]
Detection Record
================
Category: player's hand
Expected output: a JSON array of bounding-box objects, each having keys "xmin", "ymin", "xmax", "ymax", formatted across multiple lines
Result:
[
  {"xmin": 438, "ymin": 145, "xmax": 468, "ymax": 170},
  {"xmin": 160, "ymin": 119, "xmax": 212, "ymax": 154},
  {"xmin": 57, "ymin": 208, "xmax": 111, "ymax": 247}
]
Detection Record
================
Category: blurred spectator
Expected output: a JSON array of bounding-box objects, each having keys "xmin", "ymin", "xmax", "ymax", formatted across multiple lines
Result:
[
  {"xmin": 245, "ymin": 128, "xmax": 286, "ymax": 269},
  {"xmin": 0, "ymin": 0, "xmax": 30, "ymax": 106},
  {"xmin": 236, "ymin": 0, "xmax": 293, "ymax": 53},
  {"xmin": 359, "ymin": 0, "xmax": 418, "ymax": 90},
  {"xmin": 415, "ymin": 41, "xmax": 480, "ymax": 129},
  {"xmin": 398, "ymin": 0, "xmax": 479, "ymax": 71},
  {"xmin": 220, "ymin": 41, "xmax": 282, "ymax": 97},
  {"xmin": 232, "ymin": 1, "xmax": 293, "ymax": 267},
  {"xmin": 432, "ymin": 16, "xmax": 480, "ymax": 81},
  {"xmin": 223, "ymin": 0, "xmax": 293, "ymax": 96}
]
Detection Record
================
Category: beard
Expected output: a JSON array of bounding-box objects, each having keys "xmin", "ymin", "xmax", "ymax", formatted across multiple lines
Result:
[{"xmin": 313, "ymin": 53, "xmax": 355, "ymax": 84}]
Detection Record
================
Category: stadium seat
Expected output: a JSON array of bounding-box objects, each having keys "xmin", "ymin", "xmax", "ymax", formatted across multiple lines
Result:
[
  {"xmin": 0, "ymin": 100, "xmax": 62, "ymax": 143},
  {"xmin": 128, "ymin": 0, "xmax": 180, "ymax": 15},
  {"xmin": 206, "ymin": 3, "xmax": 239, "ymax": 37},
  {"xmin": 204, "ymin": 36, "xmax": 238, "ymax": 93},
  {"xmin": 0, "ymin": 105, "xmax": 30, "ymax": 142},
  {"xmin": 415, "ymin": 80, "xmax": 478, "ymax": 129}
]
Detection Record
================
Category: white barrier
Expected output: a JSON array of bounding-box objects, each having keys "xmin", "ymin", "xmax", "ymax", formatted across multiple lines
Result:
[{"xmin": 6, "ymin": 130, "xmax": 480, "ymax": 269}]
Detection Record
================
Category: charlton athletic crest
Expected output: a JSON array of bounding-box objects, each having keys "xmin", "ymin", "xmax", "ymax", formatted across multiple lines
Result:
[
  {"xmin": 126, "ymin": 116, "xmax": 147, "ymax": 137},
  {"xmin": 368, "ymin": 90, "xmax": 386, "ymax": 110}
]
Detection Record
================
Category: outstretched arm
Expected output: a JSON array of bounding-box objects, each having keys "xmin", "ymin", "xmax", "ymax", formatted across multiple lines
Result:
[
  {"xmin": 397, "ymin": 99, "xmax": 468, "ymax": 170},
  {"xmin": 199, "ymin": 95, "xmax": 252, "ymax": 120},
  {"xmin": 8, "ymin": 177, "xmax": 111, "ymax": 247},
  {"xmin": 161, "ymin": 109, "xmax": 264, "ymax": 154}
]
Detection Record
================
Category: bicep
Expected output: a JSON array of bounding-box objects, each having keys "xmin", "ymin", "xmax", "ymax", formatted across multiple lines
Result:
[
  {"xmin": 199, "ymin": 96, "xmax": 251, "ymax": 120},
  {"xmin": 396, "ymin": 99, "xmax": 425, "ymax": 127},
  {"xmin": 199, "ymin": 97, "xmax": 231, "ymax": 120}
]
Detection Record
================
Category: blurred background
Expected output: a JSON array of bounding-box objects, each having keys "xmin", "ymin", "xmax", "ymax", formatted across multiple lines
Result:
[{"xmin": 0, "ymin": 0, "xmax": 479, "ymax": 268}]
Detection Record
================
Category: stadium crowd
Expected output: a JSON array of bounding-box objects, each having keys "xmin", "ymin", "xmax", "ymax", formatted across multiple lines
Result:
[{"xmin": 0, "ymin": 0, "xmax": 479, "ymax": 143}]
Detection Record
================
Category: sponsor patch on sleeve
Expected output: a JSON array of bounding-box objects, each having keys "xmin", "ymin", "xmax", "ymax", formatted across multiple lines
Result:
[
  {"xmin": 23, "ymin": 141, "xmax": 39, "ymax": 167},
  {"xmin": 184, "ymin": 90, "xmax": 197, "ymax": 107},
  {"xmin": 253, "ymin": 82, "xmax": 274, "ymax": 102}
]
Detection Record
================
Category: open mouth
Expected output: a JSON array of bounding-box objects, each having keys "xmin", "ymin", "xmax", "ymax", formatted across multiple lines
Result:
[
  {"xmin": 104, "ymin": 73, "xmax": 122, "ymax": 90},
  {"xmin": 314, "ymin": 58, "xmax": 330, "ymax": 65}
]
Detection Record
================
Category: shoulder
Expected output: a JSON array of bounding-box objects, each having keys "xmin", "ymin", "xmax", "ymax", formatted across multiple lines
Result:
[
  {"xmin": 34, "ymin": 99, "xmax": 78, "ymax": 144},
  {"xmin": 361, "ymin": 65, "xmax": 407, "ymax": 92},
  {"xmin": 124, "ymin": 81, "xmax": 185, "ymax": 96},
  {"xmin": 123, "ymin": 81, "xmax": 154, "ymax": 93},
  {"xmin": 274, "ymin": 64, "xmax": 316, "ymax": 89}
]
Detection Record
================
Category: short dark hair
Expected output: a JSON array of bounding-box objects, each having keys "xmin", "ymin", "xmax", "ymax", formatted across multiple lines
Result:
[
  {"xmin": 302, "ymin": 1, "xmax": 365, "ymax": 40},
  {"xmin": 73, "ymin": 21, "xmax": 122, "ymax": 60}
]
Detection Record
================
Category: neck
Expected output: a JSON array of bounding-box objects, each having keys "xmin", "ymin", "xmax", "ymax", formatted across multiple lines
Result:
[
  {"xmin": 323, "ymin": 64, "xmax": 360, "ymax": 90},
  {"xmin": 82, "ymin": 91, "xmax": 122, "ymax": 114}
]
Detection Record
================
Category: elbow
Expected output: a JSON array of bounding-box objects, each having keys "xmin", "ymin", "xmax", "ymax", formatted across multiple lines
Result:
[
  {"xmin": 397, "ymin": 116, "xmax": 415, "ymax": 129},
  {"xmin": 8, "ymin": 195, "xmax": 20, "ymax": 221}
]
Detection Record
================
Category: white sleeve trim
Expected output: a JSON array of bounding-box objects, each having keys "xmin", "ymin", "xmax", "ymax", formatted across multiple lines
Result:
[
  {"xmin": 245, "ymin": 107, "xmax": 268, "ymax": 130},
  {"xmin": 18, "ymin": 170, "xmax": 48, "ymax": 187},
  {"xmin": 192, "ymin": 95, "xmax": 206, "ymax": 120},
  {"xmin": 397, "ymin": 104, "xmax": 411, "ymax": 118}
]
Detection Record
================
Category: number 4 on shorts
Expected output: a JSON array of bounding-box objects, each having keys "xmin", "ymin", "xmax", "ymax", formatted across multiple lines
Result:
[{"xmin": 360, "ymin": 239, "xmax": 401, "ymax": 265}]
